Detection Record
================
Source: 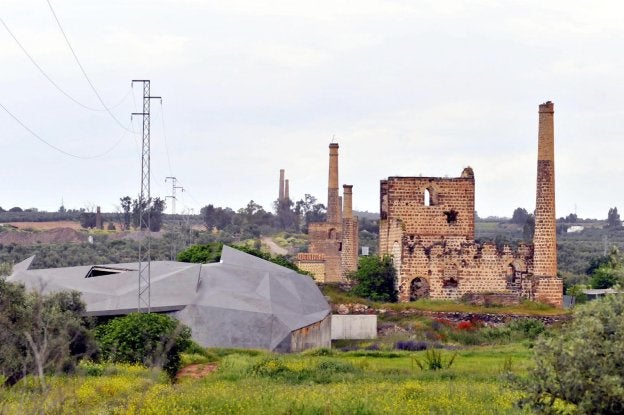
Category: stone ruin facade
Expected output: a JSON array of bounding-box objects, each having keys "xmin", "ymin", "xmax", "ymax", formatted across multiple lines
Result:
[
  {"xmin": 296, "ymin": 143, "xmax": 359, "ymax": 283},
  {"xmin": 379, "ymin": 102, "xmax": 563, "ymax": 307}
]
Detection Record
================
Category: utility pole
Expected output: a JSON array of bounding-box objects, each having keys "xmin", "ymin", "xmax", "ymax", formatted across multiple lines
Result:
[
  {"xmin": 131, "ymin": 80, "xmax": 161, "ymax": 313},
  {"xmin": 165, "ymin": 176, "xmax": 184, "ymax": 215}
]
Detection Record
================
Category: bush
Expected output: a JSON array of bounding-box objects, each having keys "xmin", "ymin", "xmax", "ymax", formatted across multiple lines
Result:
[
  {"xmin": 176, "ymin": 243, "xmax": 223, "ymax": 263},
  {"xmin": 507, "ymin": 318, "xmax": 545, "ymax": 340},
  {"xmin": 414, "ymin": 348, "xmax": 457, "ymax": 371},
  {"xmin": 95, "ymin": 313, "xmax": 191, "ymax": 380},
  {"xmin": 516, "ymin": 294, "xmax": 624, "ymax": 413},
  {"xmin": 349, "ymin": 255, "xmax": 397, "ymax": 302}
]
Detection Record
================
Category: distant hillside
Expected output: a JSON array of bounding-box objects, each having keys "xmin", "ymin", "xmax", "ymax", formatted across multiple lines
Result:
[{"xmin": 353, "ymin": 211, "xmax": 379, "ymax": 220}]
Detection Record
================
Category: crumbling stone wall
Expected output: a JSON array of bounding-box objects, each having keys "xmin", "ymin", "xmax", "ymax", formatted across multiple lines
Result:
[
  {"xmin": 380, "ymin": 172, "xmax": 535, "ymax": 302},
  {"xmin": 378, "ymin": 102, "xmax": 563, "ymax": 307}
]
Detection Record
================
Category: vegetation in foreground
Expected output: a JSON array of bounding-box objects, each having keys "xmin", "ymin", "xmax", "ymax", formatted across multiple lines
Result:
[{"xmin": 0, "ymin": 345, "xmax": 531, "ymax": 414}]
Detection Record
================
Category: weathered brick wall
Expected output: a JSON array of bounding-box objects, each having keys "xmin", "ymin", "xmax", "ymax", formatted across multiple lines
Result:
[
  {"xmin": 295, "ymin": 254, "xmax": 326, "ymax": 282},
  {"xmin": 393, "ymin": 239, "xmax": 533, "ymax": 302},
  {"xmin": 308, "ymin": 222, "xmax": 342, "ymax": 253},
  {"xmin": 380, "ymin": 172, "xmax": 474, "ymax": 239},
  {"xmin": 341, "ymin": 216, "xmax": 359, "ymax": 276},
  {"xmin": 379, "ymin": 168, "xmax": 556, "ymax": 306},
  {"xmin": 534, "ymin": 277, "xmax": 564, "ymax": 307}
]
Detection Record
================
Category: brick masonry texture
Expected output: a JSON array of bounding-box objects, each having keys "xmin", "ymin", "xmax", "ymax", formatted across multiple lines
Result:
[
  {"xmin": 378, "ymin": 102, "xmax": 562, "ymax": 307},
  {"xmin": 296, "ymin": 143, "xmax": 358, "ymax": 283}
]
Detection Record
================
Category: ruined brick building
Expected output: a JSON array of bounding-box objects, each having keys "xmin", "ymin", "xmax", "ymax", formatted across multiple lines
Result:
[
  {"xmin": 296, "ymin": 143, "xmax": 359, "ymax": 282},
  {"xmin": 379, "ymin": 102, "xmax": 563, "ymax": 307}
]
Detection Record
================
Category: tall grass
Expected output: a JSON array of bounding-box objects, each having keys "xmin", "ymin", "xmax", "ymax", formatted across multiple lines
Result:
[{"xmin": 0, "ymin": 345, "xmax": 531, "ymax": 414}]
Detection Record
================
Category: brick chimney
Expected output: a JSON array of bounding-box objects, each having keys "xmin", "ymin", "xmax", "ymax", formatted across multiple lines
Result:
[
  {"xmin": 533, "ymin": 101, "xmax": 562, "ymax": 307},
  {"xmin": 342, "ymin": 185, "xmax": 353, "ymax": 219},
  {"xmin": 284, "ymin": 179, "xmax": 290, "ymax": 201},
  {"xmin": 327, "ymin": 143, "xmax": 340, "ymax": 223},
  {"xmin": 278, "ymin": 169, "xmax": 285, "ymax": 201},
  {"xmin": 96, "ymin": 206, "xmax": 102, "ymax": 230}
]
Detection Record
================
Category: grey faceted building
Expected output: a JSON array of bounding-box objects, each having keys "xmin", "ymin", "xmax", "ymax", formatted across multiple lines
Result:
[{"xmin": 8, "ymin": 246, "xmax": 331, "ymax": 352}]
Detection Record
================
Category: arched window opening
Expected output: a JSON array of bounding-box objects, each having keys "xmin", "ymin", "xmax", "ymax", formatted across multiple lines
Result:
[
  {"xmin": 424, "ymin": 189, "xmax": 431, "ymax": 206},
  {"xmin": 328, "ymin": 228, "xmax": 336, "ymax": 239}
]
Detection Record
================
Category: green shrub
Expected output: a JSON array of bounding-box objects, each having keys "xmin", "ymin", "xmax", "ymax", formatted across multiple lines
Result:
[
  {"xmin": 349, "ymin": 255, "xmax": 397, "ymax": 302},
  {"xmin": 507, "ymin": 318, "xmax": 545, "ymax": 339},
  {"xmin": 176, "ymin": 243, "xmax": 223, "ymax": 263},
  {"xmin": 516, "ymin": 294, "xmax": 624, "ymax": 413},
  {"xmin": 95, "ymin": 313, "xmax": 191, "ymax": 380},
  {"xmin": 414, "ymin": 349, "xmax": 457, "ymax": 371}
]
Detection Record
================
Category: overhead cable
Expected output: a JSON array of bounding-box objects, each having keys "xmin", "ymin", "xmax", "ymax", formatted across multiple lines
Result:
[
  {"xmin": 45, "ymin": 0, "xmax": 136, "ymax": 134},
  {"xmin": 1, "ymin": 17, "xmax": 132, "ymax": 112},
  {"xmin": 0, "ymin": 101, "xmax": 129, "ymax": 159},
  {"xmin": 158, "ymin": 101, "xmax": 174, "ymax": 177}
]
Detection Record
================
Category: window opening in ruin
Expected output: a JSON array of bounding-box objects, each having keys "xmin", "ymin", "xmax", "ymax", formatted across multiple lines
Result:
[
  {"xmin": 328, "ymin": 228, "xmax": 336, "ymax": 239},
  {"xmin": 444, "ymin": 209, "xmax": 458, "ymax": 225},
  {"xmin": 442, "ymin": 277, "xmax": 459, "ymax": 289},
  {"xmin": 410, "ymin": 277, "xmax": 430, "ymax": 300},
  {"xmin": 405, "ymin": 235, "xmax": 417, "ymax": 254},
  {"xmin": 424, "ymin": 186, "xmax": 438, "ymax": 206}
]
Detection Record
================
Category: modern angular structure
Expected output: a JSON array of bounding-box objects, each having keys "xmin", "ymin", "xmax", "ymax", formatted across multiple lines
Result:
[{"xmin": 8, "ymin": 246, "xmax": 331, "ymax": 351}]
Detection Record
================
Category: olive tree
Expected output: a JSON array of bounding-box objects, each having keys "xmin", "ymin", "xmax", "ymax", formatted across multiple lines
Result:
[{"xmin": 517, "ymin": 293, "xmax": 624, "ymax": 414}]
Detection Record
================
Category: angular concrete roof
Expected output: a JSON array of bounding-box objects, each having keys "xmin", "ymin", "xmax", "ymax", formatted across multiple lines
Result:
[{"xmin": 8, "ymin": 246, "xmax": 330, "ymax": 350}]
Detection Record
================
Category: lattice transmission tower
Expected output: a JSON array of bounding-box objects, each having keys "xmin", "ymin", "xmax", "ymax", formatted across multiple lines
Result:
[{"xmin": 131, "ymin": 80, "xmax": 161, "ymax": 313}]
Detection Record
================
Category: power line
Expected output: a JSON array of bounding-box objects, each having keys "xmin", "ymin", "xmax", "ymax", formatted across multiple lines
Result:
[
  {"xmin": 45, "ymin": 0, "xmax": 136, "ymax": 134},
  {"xmin": 0, "ymin": 17, "xmax": 132, "ymax": 113},
  {"xmin": 0, "ymin": 101, "xmax": 129, "ymax": 159},
  {"xmin": 158, "ymin": 101, "xmax": 174, "ymax": 176}
]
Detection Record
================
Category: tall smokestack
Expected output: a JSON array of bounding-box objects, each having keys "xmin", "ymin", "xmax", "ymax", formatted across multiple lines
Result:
[
  {"xmin": 285, "ymin": 179, "xmax": 290, "ymax": 201},
  {"xmin": 279, "ymin": 169, "xmax": 285, "ymax": 201},
  {"xmin": 343, "ymin": 185, "xmax": 353, "ymax": 219},
  {"xmin": 533, "ymin": 101, "xmax": 557, "ymax": 279},
  {"xmin": 327, "ymin": 143, "xmax": 340, "ymax": 223},
  {"xmin": 96, "ymin": 206, "xmax": 102, "ymax": 230}
]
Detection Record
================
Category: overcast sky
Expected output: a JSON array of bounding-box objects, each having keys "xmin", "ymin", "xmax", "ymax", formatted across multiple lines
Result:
[{"xmin": 2, "ymin": 1, "xmax": 623, "ymax": 218}]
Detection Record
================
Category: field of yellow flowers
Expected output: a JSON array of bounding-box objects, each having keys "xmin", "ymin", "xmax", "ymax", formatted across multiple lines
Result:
[{"xmin": 0, "ymin": 344, "xmax": 531, "ymax": 414}]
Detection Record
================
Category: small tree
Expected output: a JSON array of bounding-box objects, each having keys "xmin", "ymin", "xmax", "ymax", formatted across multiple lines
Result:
[
  {"xmin": 22, "ymin": 290, "xmax": 94, "ymax": 389},
  {"xmin": 607, "ymin": 207, "xmax": 622, "ymax": 228},
  {"xmin": 523, "ymin": 214, "xmax": 535, "ymax": 242},
  {"xmin": 511, "ymin": 207, "xmax": 530, "ymax": 225},
  {"xmin": 516, "ymin": 294, "xmax": 624, "ymax": 414},
  {"xmin": 0, "ymin": 281, "xmax": 93, "ymax": 389},
  {"xmin": 120, "ymin": 196, "xmax": 132, "ymax": 230},
  {"xmin": 589, "ymin": 247, "xmax": 623, "ymax": 289},
  {"xmin": 349, "ymin": 256, "xmax": 397, "ymax": 302},
  {"xmin": 96, "ymin": 313, "xmax": 191, "ymax": 380}
]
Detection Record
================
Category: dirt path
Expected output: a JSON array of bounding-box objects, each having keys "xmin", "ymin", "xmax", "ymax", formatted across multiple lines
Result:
[
  {"xmin": 177, "ymin": 363, "xmax": 218, "ymax": 380},
  {"xmin": 261, "ymin": 236, "xmax": 288, "ymax": 255}
]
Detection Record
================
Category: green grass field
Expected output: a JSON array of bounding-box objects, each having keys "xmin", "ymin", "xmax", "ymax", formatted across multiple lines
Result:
[{"xmin": 0, "ymin": 345, "xmax": 532, "ymax": 415}]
